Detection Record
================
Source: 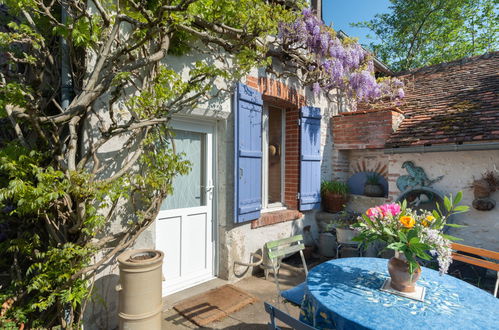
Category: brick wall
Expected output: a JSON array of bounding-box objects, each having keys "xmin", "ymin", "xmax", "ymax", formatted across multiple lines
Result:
[
  {"xmin": 246, "ymin": 76, "xmax": 305, "ymax": 224},
  {"xmin": 332, "ymin": 108, "xmax": 404, "ymax": 150},
  {"xmin": 284, "ymin": 107, "xmax": 300, "ymax": 210}
]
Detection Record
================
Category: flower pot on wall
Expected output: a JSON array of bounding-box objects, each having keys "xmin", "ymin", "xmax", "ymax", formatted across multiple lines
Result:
[
  {"xmin": 364, "ymin": 183, "xmax": 384, "ymax": 197},
  {"xmin": 473, "ymin": 179, "xmax": 491, "ymax": 198},
  {"xmin": 322, "ymin": 192, "xmax": 347, "ymax": 213}
]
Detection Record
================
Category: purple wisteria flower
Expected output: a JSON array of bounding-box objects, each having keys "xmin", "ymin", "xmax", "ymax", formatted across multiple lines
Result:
[{"xmin": 278, "ymin": 8, "xmax": 405, "ymax": 102}]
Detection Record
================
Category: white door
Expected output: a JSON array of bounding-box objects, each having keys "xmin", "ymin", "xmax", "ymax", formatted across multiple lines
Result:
[{"xmin": 156, "ymin": 121, "xmax": 215, "ymax": 296}]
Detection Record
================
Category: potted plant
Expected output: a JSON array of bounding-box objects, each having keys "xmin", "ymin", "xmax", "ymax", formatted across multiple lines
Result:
[
  {"xmin": 321, "ymin": 180, "xmax": 349, "ymax": 213},
  {"xmin": 364, "ymin": 172, "xmax": 384, "ymax": 197},
  {"xmin": 353, "ymin": 193, "xmax": 468, "ymax": 292},
  {"xmin": 334, "ymin": 211, "xmax": 360, "ymax": 245},
  {"xmin": 317, "ymin": 211, "xmax": 359, "ymax": 257},
  {"xmin": 471, "ymin": 171, "xmax": 498, "ymax": 211}
]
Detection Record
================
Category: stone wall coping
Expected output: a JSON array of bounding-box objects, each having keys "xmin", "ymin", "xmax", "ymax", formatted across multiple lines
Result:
[
  {"xmin": 333, "ymin": 107, "xmax": 404, "ymax": 118},
  {"xmin": 251, "ymin": 209, "xmax": 303, "ymax": 229}
]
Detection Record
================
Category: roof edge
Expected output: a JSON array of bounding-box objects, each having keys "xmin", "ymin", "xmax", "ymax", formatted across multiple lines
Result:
[{"xmin": 395, "ymin": 51, "xmax": 499, "ymax": 77}]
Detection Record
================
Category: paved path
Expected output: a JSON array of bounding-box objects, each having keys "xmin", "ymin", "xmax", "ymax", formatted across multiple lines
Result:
[{"xmin": 161, "ymin": 266, "xmax": 305, "ymax": 329}]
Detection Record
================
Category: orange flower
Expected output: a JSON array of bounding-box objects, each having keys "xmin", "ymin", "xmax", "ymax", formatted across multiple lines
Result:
[
  {"xmin": 422, "ymin": 215, "xmax": 435, "ymax": 227},
  {"xmin": 400, "ymin": 216, "xmax": 415, "ymax": 228}
]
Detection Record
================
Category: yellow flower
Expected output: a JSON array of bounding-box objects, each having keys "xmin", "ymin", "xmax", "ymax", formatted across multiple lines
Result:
[
  {"xmin": 422, "ymin": 215, "xmax": 435, "ymax": 227},
  {"xmin": 400, "ymin": 216, "xmax": 415, "ymax": 228}
]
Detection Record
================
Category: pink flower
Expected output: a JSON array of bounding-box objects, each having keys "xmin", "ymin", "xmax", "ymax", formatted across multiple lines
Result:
[
  {"xmin": 379, "ymin": 203, "xmax": 401, "ymax": 217},
  {"xmin": 366, "ymin": 207, "xmax": 381, "ymax": 219}
]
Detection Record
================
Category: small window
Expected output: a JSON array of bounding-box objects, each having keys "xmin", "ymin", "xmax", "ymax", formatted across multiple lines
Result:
[{"xmin": 262, "ymin": 105, "xmax": 285, "ymax": 210}]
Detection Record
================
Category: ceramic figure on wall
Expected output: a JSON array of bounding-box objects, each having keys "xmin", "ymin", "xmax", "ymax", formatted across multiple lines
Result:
[{"xmin": 396, "ymin": 161, "xmax": 443, "ymax": 192}]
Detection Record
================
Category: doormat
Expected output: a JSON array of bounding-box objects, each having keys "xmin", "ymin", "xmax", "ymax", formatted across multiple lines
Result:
[{"xmin": 173, "ymin": 284, "xmax": 257, "ymax": 326}]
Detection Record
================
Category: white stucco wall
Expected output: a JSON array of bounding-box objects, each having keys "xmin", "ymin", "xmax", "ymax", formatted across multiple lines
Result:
[{"xmin": 388, "ymin": 150, "xmax": 499, "ymax": 251}]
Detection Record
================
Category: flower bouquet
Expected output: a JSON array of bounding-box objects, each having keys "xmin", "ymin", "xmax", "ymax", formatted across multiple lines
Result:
[{"xmin": 353, "ymin": 192, "xmax": 469, "ymax": 292}]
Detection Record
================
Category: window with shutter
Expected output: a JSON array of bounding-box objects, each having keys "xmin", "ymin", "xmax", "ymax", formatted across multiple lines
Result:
[
  {"xmin": 234, "ymin": 83, "xmax": 263, "ymax": 223},
  {"xmin": 299, "ymin": 106, "xmax": 322, "ymax": 211}
]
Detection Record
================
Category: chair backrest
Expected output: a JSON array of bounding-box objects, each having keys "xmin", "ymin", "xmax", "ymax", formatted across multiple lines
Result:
[
  {"xmin": 265, "ymin": 235, "xmax": 308, "ymax": 274},
  {"xmin": 265, "ymin": 235, "xmax": 305, "ymax": 260},
  {"xmin": 451, "ymin": 243, "xmax": 499, "ymax": 272},
  {"xmin": 264, "ymin": 302, "xmax": 316, "ymax": 330},
  {"xmin": 451, "ymin": 243, "xmax": 499, "ymax": 297}
]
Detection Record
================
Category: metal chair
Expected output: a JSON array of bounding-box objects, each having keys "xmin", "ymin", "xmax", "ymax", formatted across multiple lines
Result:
[
  {"xmin": 335, "ymin": 227, "xmax": 362, "ymax": 259},
  {"xmin": 264, "ymin": 235, "xmax": 308, "ymax": 304},
  {"xmin": 264, "ymin": 302, "xmax": 316, "ymax": 330}
]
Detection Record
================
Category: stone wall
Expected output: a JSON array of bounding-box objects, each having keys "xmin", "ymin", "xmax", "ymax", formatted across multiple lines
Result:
[
  {"xmin": 388, "ymin": 150, "xmax": 499, "ymax": 251},
  {"xmin": 332, "ymin": 147, "xmax": 499, "ymax": 251}
]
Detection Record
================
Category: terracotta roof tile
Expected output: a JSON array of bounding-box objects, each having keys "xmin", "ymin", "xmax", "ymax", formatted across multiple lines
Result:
[{"xmin": 385, "ymin": 52, "xmax": 499, "ymax": 148}]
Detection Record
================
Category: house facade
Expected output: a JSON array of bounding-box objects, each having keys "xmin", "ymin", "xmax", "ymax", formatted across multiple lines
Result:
[
  {"xmin": 151, "ymin": 71, "xmax": 336, "ymax": 298},
  {"xmin": 83, "ymin": 3, "xmax": 353, "ymax": 327}
]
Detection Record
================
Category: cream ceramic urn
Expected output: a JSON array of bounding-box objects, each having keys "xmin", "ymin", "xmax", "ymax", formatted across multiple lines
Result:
[{"xmin": 117, "ymin": 249, "xmax": 164, "ymax": 330}]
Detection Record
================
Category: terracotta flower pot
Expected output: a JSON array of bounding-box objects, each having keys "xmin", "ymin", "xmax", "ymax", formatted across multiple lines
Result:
[
  {"xmin": 473, "ymin": 179, "xmax": 491, "ymax": 198},
  {"xmin": 322, "ymin": 192, "xmax": 347, "ymax": 213},
  {"xmin": 387, "ymin": 253, "xmax": 421, "ymax": 292}
]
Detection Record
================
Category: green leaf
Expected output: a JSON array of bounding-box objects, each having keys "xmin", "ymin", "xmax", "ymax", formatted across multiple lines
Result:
[
  {"xmin": 444, "ymin": 196, "xmax": 451, "ymax": 212},
  {"xmin": 454, "ymin": 191, "xmax": 463, "ymax": 205},
  {"xmin": 397, "ymin": 230, "xmax": 407, "ymax": 243},
  {"xmin": 362, "ymin": 214, "xmax": 375, "ymax": 227},
  {"xmin": 445, "ymin": 223, "xmax": 466, "ymax": 228},
  {"xmin": 387, "ymin": 242, "xmax": 405, "ymax": 250},
  {"xmin": 453, "ymin": 205, "xmax": 469, "ymax": 212},
  {"xmin": 442, "ymin": 234, "xmax": 463, "ymax": 241},
  {"xmin": 415, "ymin": 251, "xmax": 432, "ymax": 261},
  {"xmin": 407, "ymin": 229, "xmax": 418, "ymax": 242},
  {"xmin": 409, "ymin": 236, "xmax": 420, "ymax": 245}
]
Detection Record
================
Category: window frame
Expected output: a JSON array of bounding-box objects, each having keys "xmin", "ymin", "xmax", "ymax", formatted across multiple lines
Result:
[{"xmin": 261, "ymin": 104, "xmax": 286, "ymax": 212}]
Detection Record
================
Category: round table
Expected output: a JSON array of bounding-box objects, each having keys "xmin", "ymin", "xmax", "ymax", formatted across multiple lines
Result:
[{"xmin": 300, "ymin": 257, "xmax": 499, "ymax": 330}]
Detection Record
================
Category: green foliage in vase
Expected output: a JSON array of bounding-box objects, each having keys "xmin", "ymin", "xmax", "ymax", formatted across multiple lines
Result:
[{"xmin": 353, "ymin": 0, "xmax": 498, "ymax": 71}]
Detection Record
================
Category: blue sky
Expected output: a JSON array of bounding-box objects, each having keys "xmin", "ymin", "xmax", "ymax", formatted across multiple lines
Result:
[{"xmin": 323, "ymin": 0, "xmax": 391, "ymax": 47}]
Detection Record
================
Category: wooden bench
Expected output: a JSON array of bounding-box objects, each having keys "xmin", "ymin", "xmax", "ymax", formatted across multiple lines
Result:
[{"xmin": 451, "ymin": 243, "xmax": 499, "ymax": 297}]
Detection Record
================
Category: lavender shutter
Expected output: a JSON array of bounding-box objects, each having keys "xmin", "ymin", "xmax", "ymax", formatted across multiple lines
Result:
[
  {"xmin": 234, "ymin": 82, "xmax": 263, "ymax": 223},
  {"xmin": 299, "ymin": 106, "xmax": 322, "ymax": 211}
]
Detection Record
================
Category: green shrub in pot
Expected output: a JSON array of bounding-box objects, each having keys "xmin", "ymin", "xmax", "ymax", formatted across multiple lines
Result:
[
  {"xmin": 321, "ymin": 180, "xmax": 349, "ymax": 213},
  {"xmin": 364, "ymin": 172, "xmax": 385, "ymax": 197}
]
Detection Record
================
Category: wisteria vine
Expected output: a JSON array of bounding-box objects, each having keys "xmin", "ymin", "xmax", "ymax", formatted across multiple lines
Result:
[{"xmin": 278, "ymin": 8, "xmax": 404, "ymax": 103}]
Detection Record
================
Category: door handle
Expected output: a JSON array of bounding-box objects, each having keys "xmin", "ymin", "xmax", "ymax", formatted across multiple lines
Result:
[{"xmin": 203, "ymin": 185, "xmax": 214, "ymax": 192}]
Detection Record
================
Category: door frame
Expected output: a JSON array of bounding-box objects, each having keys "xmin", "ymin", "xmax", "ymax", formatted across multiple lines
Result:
[{"xmin": 156, "ymin": 117, "xmax": 218, "ymax": 294}]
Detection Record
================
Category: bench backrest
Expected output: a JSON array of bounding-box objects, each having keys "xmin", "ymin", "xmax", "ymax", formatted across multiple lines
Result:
[{"xmin": 451, "ymin": 243, "xmax": 499, "ymax": 272}]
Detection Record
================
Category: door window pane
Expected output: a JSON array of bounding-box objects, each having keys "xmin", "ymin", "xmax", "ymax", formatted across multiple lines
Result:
[
  {"xmin": 161, "ymin": 130, "xmax": 206, "ymax": 210},
  {"xmin": 268, "ymin": 107, "xmax": 283, "ymax": 204}
]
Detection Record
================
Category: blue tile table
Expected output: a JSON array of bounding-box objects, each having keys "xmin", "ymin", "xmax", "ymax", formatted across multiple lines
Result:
[{"xmin": 300, "ymin": 257, "xmax": 499, "ymax": 330}]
